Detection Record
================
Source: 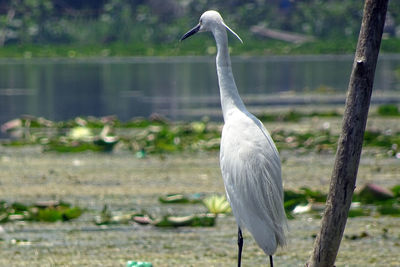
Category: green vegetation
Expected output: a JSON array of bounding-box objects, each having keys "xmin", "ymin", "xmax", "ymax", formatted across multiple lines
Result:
[
  {"xmin": 348, "ymin": 208, "xmax": 370, "ymax": 218},
  {"xmin": 284, "ymin": 184, "xmax": 400, "ymax": 218},
  {"xmin": 377, "ymin": 104, "xmax": 400, "ymax": 116},
  {"xmin": 91, "ymin": 183, "xmax": 400, "ymax": 227},
  {"xmin": 93, "ymin": 200, "xmax": 216, "ymax": 227},
  {"xmin": 1, "ymin": 109, "xmax": 399, "ymax": 157},
  {"xmin": 0, "ymin": 200, "xmax": 83, "ymax": 223},
  {"xmin": 1, "ymin": 187, "xmax": 398, "ymax": 225},
  {"xmin": 258, "ymin": 110, "xmax": 340, "ymax": 122},
  {"xmin": 154, "ymin": 214, "xmax": 216, "ymax": 227},
  {"xmin": 2, "ymin": 37, "xmax": 400, "ymax": 58},
  {"xmin": 1, "ymin": 1, "xmax": 400, "ymax": 57},
  {"xmin": 158, "ymin": 193, "xmax": 204, "ymax": 204},
  {"xmin": 1, "ymin": 107, "xmax": 399, "ymax": 227}
]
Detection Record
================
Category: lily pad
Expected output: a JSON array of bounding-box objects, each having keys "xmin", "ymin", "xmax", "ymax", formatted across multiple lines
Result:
[
  {"xmin": 377, "ymin": 104, "xmax": 400, "ymax": 116},
  {"xmin": 158, "ymin": 194, "xmax": 190, "ymax": 204},
  {"xmin": 0, "ymin": 200, "xmax": 83, "ymax": 223},
  {"xmin": 358, "ymin": 183, "xmax": 395, "ymax": 204},
  {"xmin": 348, "ymin": 207, "xmax": 370, "ymax": 217},
  {"xmin": 158, "ymin": 193, "xmax": 204, "ymax": 204},
  {"xmin": 154, "ymin": 213, "xmax": 216, "ymax": 227},
  {"xmin": 377, "ymin": 204, "xmax": 400, "ymax": 216}
]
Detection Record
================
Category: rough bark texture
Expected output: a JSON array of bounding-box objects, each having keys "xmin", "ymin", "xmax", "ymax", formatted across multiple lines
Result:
[{"xmin": 307, "ymin": 0, "xmax": 388, "ymax": 266}]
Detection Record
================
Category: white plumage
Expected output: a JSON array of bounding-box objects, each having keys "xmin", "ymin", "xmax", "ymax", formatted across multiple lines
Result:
[
  {"xmin": 181, "ymin": 10, "xmax": 287, "ymax": 266},
  {"xmin": 221, "ymin": 112, "xmax": 287, "ymax": 255}
]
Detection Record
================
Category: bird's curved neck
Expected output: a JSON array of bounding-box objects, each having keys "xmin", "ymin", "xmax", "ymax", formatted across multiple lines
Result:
[{"xmin": 213, "ymin": 27, "xmax": 246, "ymax": 121}]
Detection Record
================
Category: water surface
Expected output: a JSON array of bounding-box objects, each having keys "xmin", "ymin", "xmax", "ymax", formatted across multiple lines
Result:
[{"xmin": 1, "ymin": 55, "xmax": 399, "ymax": 125}]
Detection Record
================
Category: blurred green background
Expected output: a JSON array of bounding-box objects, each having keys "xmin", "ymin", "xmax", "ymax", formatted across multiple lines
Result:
[{"xmin": 1, "ymin": 0, "xmax": 400, "ymax": 57}]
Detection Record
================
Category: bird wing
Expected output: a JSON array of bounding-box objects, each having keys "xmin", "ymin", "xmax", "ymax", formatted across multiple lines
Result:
[{"xmin": 220, "ymin": 112, "xmax": 287, "ymax": 254}]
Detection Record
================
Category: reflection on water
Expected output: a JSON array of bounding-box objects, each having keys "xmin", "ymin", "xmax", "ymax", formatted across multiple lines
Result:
[{"xmin": 0, "ymin": 55, "xmax": 399, "ymax": 125}]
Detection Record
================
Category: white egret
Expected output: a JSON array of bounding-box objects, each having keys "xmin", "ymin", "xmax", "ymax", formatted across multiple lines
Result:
[{"xmin": 181, "ymin": 10, "xmax": 287, "ymax": 267}]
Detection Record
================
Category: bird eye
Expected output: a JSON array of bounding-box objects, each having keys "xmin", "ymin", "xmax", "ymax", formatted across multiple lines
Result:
[{"xmin": 199, "ymin": 19, "xmax": 202, "ymax": 25}]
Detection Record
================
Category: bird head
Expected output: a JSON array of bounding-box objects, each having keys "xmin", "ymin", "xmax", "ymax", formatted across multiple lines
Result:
[{"xmin": 180, "ymin": 10, "xmax": 242, "ymax": 43}]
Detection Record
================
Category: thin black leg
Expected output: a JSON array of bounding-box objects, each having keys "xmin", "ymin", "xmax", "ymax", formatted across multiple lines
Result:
[
  {"xmin": 269, "ymin": 255, "xmax": 274, "ymax": 267},
  {"xmin": 237, "ymin": 227, "xmax": 243, "ymax": 267}
]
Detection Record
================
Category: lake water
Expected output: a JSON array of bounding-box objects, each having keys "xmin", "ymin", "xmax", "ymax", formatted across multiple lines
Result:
[{"xmin": 1, "ymin": 55, "xmax": 399, "ymax": 126}]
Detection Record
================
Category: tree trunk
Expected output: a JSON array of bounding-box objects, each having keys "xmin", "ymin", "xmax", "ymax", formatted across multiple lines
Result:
[{"xmin": 307, "ymin": 0, "xmax": 388, "ymax": 266}]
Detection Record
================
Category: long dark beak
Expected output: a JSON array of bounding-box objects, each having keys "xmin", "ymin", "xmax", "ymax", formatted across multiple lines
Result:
[{"xmin": 180, "ymin": 24, "xmax": 201, "ymax": 41}]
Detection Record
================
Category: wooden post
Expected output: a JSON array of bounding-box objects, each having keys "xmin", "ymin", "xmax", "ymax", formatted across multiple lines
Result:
[{"xmin": 307, "ymin": 0, "xmax": 388, "ymax": 266}]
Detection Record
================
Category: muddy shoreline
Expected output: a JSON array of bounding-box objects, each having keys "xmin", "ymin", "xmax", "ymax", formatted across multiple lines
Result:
[{"xmin": 1, "ymin": 116, "xmax": 399, "ymax": 266}]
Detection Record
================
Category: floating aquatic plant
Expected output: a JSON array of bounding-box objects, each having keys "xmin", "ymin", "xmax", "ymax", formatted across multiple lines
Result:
[
  {"xmin": 0, "ymin": 200, "xmax": 83, "ymax": 223},
  {"xmin": 1, "ymin": 114, "xmax": 399, "ymax": 156},
  {"xmin": 158, "ymin": 193, "xmax": 204, "ymax": 204},
  {"xmin": 284, "ymin": 184, "xmax": 400, "ymax": 218},
  {"xmin": 203, "ymin": 195, "xmax": 232, "ymax": 215},
  {"xmin": 377, "ymin": 104, "xmax": 400, "ymax": 116},
  {"xmin": 154, "ymin": 214, "xmax": 215, "ymax": 227}
]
